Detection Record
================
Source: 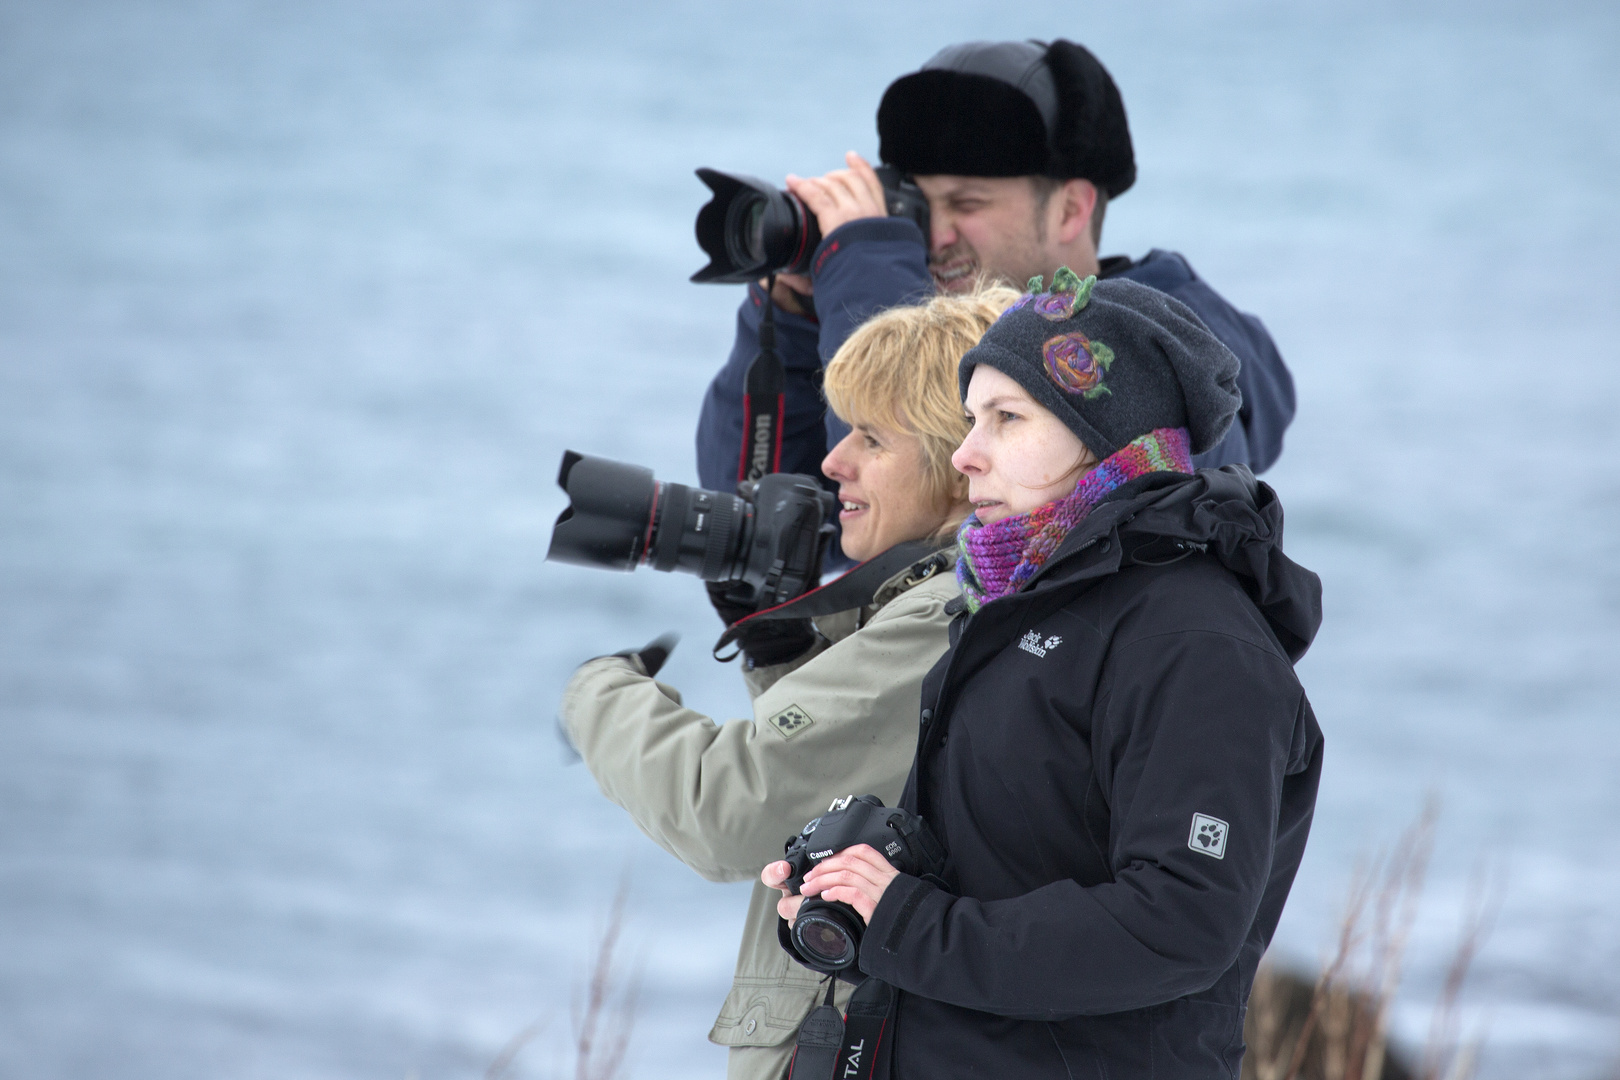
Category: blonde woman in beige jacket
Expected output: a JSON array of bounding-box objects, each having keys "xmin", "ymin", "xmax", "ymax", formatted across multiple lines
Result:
[{"xmin": 560, "ymin": 285, "xmax": 1018, "ymax": 1080}]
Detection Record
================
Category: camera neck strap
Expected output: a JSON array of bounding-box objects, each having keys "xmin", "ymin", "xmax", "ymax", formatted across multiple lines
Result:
[
  {"xmin": 786, "ymin": 978, "xmax": 842, "ymax": 1080},
  {"xmin": 739, "ymin": 275, "xmax": 786, "ymax": 483},
  {"xmin": 713, "ymin": 541, "xmax": 945, "ymax": 659},
  {"xmin": 787, "ymin": 977, "xmax": 895, "ymax": 1080}
]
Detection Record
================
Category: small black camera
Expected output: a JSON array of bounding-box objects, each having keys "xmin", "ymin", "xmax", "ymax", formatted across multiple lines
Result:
[
  {"xmin": 691, "ymin": 166, "xmax": 931, "ymax": 284},
  {"xmin": 780, "ymin": 795, "xmax": 945, "ymax": 975},
  {"xmin": 545, "ymin": 451, "xmax": 837, "ymax": 611}
]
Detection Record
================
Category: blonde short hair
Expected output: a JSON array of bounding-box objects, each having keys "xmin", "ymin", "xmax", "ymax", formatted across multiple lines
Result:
[{"xmin": 823, "ymin": 283, "xmax": 1021, "ymax": 518}]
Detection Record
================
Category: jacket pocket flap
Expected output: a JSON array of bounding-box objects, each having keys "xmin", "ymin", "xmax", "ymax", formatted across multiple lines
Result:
[{"xmin": 708, "ymin": 980, "xmax": 827, "ymax": 1048}]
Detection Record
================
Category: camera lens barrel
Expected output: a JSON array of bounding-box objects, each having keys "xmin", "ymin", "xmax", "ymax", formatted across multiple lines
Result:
[
  {"xmin": 547, "ymin": 451, "xmax": 754, "ymax": 582},
  {"xmin": 645, "ymin": 479, "xmax": 751, "ymax": 580}
]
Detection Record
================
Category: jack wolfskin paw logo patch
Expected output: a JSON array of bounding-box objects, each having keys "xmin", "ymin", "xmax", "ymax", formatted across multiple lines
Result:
[
  {"xmin": 1189, "ymin": 813, "xmax": 1229, "ymax": 859},
  {"xmin": 767, "ymin": 704, "xmax": 814, "ymax": 740},
  {"xmin": 1017, "ymin": 631, "xmax": 1063, "ymax": 658}
]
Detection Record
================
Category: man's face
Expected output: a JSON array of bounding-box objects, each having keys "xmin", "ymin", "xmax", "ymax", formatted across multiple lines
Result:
[{"xmin": 912, "ymin": 175, "xmax": 1060, "ymax": 294}]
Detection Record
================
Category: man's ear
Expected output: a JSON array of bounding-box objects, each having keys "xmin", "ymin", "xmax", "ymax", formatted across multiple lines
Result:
[{"xmin": 1055, "ymin": 179, "xmax": 1099, "ymax": 246}]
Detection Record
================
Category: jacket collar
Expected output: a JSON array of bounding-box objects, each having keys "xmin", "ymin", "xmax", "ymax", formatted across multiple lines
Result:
[
  {"xmin": 986, "ymin": 466, "xmax": 1323, "ymax": 660},
  {"xmin": 872, "ymin": 544, "xmax": 956, "ymax": 610}
]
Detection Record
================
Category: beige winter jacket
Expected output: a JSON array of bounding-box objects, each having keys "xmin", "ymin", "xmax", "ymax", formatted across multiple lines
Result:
[{"xmin": 559, "ymin": 552, "xmax": 958, "ymax": 1080}]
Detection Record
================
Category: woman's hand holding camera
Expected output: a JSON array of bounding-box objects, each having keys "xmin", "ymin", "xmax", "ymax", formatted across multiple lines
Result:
[{"xmin": 763, "ymin": 843, "xmax": 900, "ymax": 925}]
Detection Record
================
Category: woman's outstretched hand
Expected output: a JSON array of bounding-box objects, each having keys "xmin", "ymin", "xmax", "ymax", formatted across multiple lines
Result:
[{"xmin": 762, "ymin": 843, "xmax": 900, "ymax": 926}]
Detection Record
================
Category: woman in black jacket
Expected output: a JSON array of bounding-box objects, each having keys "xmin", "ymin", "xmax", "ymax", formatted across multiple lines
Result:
[{"xmin": 766, "ymin": 270, "xmax": 1325, "ymax": 1078}]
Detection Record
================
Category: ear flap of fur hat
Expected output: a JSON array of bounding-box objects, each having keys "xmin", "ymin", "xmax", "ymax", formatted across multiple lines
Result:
[{"xmin": 1045, "ymin": 40, "xmax": 1135, "ymax": 197}]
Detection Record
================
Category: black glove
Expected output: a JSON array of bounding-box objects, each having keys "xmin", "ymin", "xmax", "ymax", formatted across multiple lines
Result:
[
  {"xmin": 708, "ymin": 591, "xmax": 818, "ymax": 667},
  {"xmin": 706, "ymin": 581, "xmax": 756, "ymax": 628},
  {"xmin": 731, "ymin": 618, "xmax": 818, "ymax": 669},
  {"xmin": 612, "ymin": 632, "xmax": 679, "ymax": 678}
]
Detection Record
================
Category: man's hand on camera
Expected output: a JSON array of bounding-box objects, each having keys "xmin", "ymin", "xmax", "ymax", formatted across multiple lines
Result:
[
  {"xmin": 787, "ymin": 151, "xmax": 889, "ymax": 236},
  {"xmin": 756, "ymin": 152, "xmax": 888, "ymax": 316},
  {"xmin": 761, "ymin": 272, "xmax": 814, "ymax": 317}
]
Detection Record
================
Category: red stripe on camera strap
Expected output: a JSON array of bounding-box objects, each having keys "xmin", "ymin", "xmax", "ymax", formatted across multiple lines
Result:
[
  {"xmin": 787, "ymin": 978, "xmax": 894, "ymax": 1080},
  {"xmin": 839, "ymin": 978, "xmax": 894, "ymax": 1080}
]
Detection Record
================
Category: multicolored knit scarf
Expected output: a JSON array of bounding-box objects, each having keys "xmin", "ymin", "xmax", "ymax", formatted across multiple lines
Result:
[{"xmin": 955, "ymin": 427, "xmax": 1193, "ymax": 613}]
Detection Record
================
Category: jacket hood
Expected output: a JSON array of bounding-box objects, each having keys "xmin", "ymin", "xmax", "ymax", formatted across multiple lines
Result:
[{"xmin": 1034, "ymin": 466, "xmax": 1322, "ymax": 660}]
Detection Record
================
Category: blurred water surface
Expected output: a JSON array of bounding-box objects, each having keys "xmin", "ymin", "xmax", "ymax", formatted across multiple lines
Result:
[{"xmin": 2, "ymin": 1, "xmax": 1617, "ymax": 1077}]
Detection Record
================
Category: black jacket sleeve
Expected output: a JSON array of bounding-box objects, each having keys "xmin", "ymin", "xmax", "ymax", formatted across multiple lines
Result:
[
  {"xmin": 806, "ymin": 217, "xmax": 933, "ymax": 450},
  {"xmin": 1114, "ymin": 250, "xmax": 1295, "ymax": 474},
  {"xmin": 694, "ymin": 218, "xmax": 931, "ymax": 490},
  {"xmin": 859, "ymin": 630, "xmax": 1315, "ymax": 1019}
]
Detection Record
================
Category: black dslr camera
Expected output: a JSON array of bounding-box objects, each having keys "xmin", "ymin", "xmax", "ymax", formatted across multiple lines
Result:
[
  {"xmin": 780, "ymin": 795, "xmax": 945, "ymax": 975},
  {"xmin": 546, "ymin": 451, "xmax": 838, "ymax": 611},
  {"xmin": 690, "ymin": 166, "xmax": 931, "ymax": 284}
]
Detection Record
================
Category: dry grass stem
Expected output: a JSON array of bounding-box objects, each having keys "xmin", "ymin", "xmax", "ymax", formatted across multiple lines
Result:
[
  {"xmin": 485, "ymin": 877, "xmax": 641, "ymax": 1080},
  {"xmin": 1246, "ymin": 799, "xmax": 1495, "ymax": 1080},
  {"xmin": 486, "ymin": 1017, "xmax": 549, "ymax": 1080},
  {"xmin": 1418, "ymin": 866, "xmax": 1500, "ymax": 1080},
  {"xmin": 570, "ymin": 876, "xmax": 641, "ymax": 1080}
]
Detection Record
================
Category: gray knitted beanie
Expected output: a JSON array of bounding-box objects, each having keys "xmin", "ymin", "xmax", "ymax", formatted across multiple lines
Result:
[{"xmin": 957, "ymin": 269, "xmax": 1241, "ymax": 456}]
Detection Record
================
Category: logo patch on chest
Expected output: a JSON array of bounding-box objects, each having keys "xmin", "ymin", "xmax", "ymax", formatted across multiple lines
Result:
[
  {"xmin": 1017, "ymin": 630, "xmax": 1063, "ymax": 658},
  {"xmin": 1188, "ymin": 813, "xmax": 1229, "ymax": 859},
  {"xmin": 767, "ymin": 704, "xmax": 814, "ymax": 740}
]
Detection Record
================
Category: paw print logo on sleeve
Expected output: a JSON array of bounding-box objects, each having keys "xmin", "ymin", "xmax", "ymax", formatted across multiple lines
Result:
[
  {"xmin": 1188, "ymin": 812, "xmax": 1229, "ymax": 860},
  {"xmin": 767, "ymin": 704, "xmax": 815, "ymax": 740}
]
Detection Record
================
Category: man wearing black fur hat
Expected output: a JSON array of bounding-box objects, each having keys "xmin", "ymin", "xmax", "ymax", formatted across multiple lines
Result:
[{"xmin": 695, "ymin": 39, "xmax": 1295, "ymax": 496}]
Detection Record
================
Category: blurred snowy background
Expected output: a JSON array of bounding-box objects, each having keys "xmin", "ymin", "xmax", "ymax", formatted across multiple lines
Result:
[{"xmin": 1, "ymin": 0, "xmax": 1617, "ymax": 1076}]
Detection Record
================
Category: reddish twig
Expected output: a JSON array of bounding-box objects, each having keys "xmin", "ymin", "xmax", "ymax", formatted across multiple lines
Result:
[{"xmin": 572, "ymin": 875, "xmax": 642, "ymax": 1080}]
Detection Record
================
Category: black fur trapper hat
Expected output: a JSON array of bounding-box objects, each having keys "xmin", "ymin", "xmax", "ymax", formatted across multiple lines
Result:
[{"xmin": 877, "ymin": 39, "xmax": 1136, "ymax": 198}]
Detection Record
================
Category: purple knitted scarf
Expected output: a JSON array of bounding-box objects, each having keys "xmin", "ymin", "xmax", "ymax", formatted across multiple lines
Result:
[{"xmin": 955, "ymin": 427, "xmax": 1193, "ymax": 613}]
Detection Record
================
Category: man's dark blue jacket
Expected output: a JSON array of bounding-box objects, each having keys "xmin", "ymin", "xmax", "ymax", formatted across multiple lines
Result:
[
  {"xmin": 863, "ymin": 467, "xmax": 1324, "ymax": 1077},
  {"xmin": 695, "ymin": 219, "xmax": 1295, "ymax": 490}
]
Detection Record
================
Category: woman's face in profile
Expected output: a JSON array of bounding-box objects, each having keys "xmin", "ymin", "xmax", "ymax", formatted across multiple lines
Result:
[
  {"xmin": 821, "ymin": 420, "xmax": 950, "ymax": 562},
  {"xmin": 952, "ymin": 365, "xmax": 1095, "ymax": 526}
]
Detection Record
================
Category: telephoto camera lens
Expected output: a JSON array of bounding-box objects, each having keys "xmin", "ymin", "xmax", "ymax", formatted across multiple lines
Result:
[
  {"xmin": 689, "ymin": 165, "xmax": 930, "ymax": 285},
  {"xmin": 546, "ymin": 451, "xmax": 837, "ymax": 610},
  {"xmin": 691, "ymin": 169, "xmax": 818, "ymax": 284},
  {"xmin": 546, "ymin": 451, "xmax": 752, "ymax": 580}
]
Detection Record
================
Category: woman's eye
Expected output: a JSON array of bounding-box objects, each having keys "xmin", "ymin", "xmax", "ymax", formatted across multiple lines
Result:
[{"xmin": 999, "ymin": 410, "xmax": 1019, "ymax": 424}]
